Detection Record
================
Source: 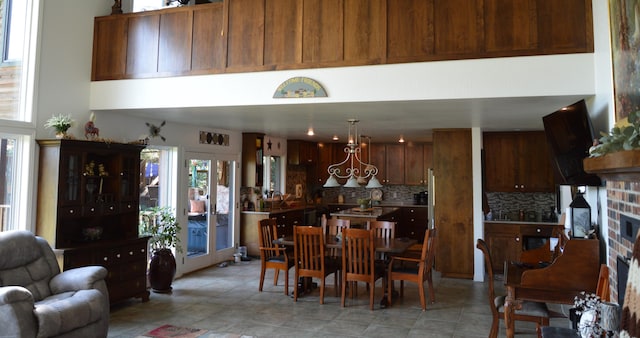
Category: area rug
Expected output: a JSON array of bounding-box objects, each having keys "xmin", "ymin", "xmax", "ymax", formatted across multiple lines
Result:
[
  {"xmin": 138, "ymin": 324, "xmax": 251, "ymax": 338},
  {"xmin": 138, "ymin": 324, "xmax": 209, "ymax": 338}
]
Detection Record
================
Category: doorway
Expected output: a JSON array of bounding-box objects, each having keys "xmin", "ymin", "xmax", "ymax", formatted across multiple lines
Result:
[{"xmin": 182, "ymin": 152, "xmax": 237, "ymax": 272}]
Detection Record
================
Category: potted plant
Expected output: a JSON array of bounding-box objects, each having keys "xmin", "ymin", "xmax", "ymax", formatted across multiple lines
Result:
[
  {"xmin": 44, "ymin": 114, "xmax": 74, "ymax": 138},
  {"xmin": 139, "ymin": 206, "xmax": 182, "ymax": 293}
]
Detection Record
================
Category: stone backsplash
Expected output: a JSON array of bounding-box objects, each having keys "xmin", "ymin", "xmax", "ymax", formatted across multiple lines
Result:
[{"xmin": 485, "ymin": 192, "xmax": 557, "ymax": 221}]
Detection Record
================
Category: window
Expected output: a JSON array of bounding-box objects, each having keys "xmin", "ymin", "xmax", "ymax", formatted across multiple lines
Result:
[
  {"xmin": 139, "ymin": 147, "xmax": 178, "ymax": 211},
  {"xmin": 263, "ymin": 155, "xmax": 282, "ymax": 194},
  {"xmin": 4, "ymin": 0, "xmax": 26, "ymax": 62}
]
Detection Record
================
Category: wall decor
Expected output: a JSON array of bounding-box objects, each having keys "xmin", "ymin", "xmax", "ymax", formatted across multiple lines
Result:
[
  {"xmin": 199, "ymin": 131, "xmax": 229, "ymax": 146},
  {"xmin": 273, "ymin": 77, "xmax": 327, "ymax": 98},
  {"xmin": 609, "ymin": 0, "xmax": 640, "ymax": 121}
]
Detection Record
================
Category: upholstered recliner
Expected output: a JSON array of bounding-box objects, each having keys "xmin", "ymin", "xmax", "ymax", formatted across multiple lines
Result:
[{"xmin": 0, "ymin": 230, "xmax": 109, "ymax": 338}]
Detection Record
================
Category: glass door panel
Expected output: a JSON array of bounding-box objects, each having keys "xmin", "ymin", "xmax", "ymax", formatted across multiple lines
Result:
[{"xmin": 215, "ymin": 159, "xmax": 234, "ymax": 251}]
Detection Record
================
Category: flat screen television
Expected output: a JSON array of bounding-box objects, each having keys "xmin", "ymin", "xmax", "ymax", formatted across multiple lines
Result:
[{"xmin": 542, "ymin": 100, "xmax": 602, "ymax": 186}]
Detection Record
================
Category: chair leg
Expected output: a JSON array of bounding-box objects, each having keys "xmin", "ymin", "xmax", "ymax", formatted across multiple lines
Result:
[
  {"xmin": 273, "ymin": 269, "xmax": 280, "ymax": 286},
  {"xmin": 293, "ymin": 271, "xmax": 299, "ymax": 302},
  {"xmin": 341, "ymin": 274, "xmax": 347, "ymax": 307},
  {"xmin": 418, "ymin": 282, "xmax": 426, "ymax": 311},
  {"xmin": 283, "ymin": 268, "xmax": 289, "ymax": 296},
  {"xmin": 387, "ymin": 274, "xmax": 393, "ymax": 307},
  {"xmin": 259, "ymin": 266, "xmax": 266, "ymax": 292},
  {"xmin": 427, "ymin": 272, "xmax": 435, "ymax": 303},
  {"xmin": 319, "ymin": 278, "xmax": 325, "ymax": 305},
  {"xmin": 369, "ymin": 280, "xmax": 375, "ymax": 311},
  {"xmin": 400, "ymin": 281, "xmax": 404, "ymax": 297},
  {"xmin": 490, "ymin": 316, "xmax": 499, "ymax": 338}
]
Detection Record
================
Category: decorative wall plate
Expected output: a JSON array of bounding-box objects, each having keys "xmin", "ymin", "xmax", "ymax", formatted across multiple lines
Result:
[{"xmin": 371, "ymin": 188, "xmax": 383, "ymax": 201}]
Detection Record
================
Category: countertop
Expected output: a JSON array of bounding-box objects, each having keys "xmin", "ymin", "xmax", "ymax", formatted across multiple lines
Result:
[
  {"xmin": 329, "ymin": 202, "xmax": 429, "ymax": 208},
  {"xmin": 484, "ymin": 220, "xmax": 562, "ymax": 225},
  {"xmin": 330, "ymin": 206, "xmax": 399, "ymax": 218},
  {"xmin": 241, "ymin": 206, "xmax": 315, "ymax": 215}
]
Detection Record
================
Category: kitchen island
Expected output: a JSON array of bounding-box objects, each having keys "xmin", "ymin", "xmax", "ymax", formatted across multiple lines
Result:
[{"xmin": 330, "ymin": 206, "xmax": 400, "ymax": 227}]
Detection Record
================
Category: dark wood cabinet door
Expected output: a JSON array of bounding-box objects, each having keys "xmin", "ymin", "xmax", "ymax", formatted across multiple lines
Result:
[
  {"xmin": 370, "ymin": 143, "xmax": 387, "ymax": 184},
  {"xmin": 92, "ymin": 16, "xmax": 128, "ymax": 80},
  {"xmin": 227, "ymin": 0, "xmax": 265, "ymax": 69},
  {"xmin": 518, "ymin": 131, "xmax": 555, "ymax": 192},
  {"xmin": 485, "ymin": 230, "xmax": 521, "ymax": 273},
  {"xmin": 387, "ymin": 0, "xmax": 434, "ymax": 62},
  {"xmin": 537, "ymin": 0, "xmax": 592, "ymax": 53},
  {"xmin": 432, "ymin": 0, "xmax": 483, "ymax": 55},
  {"xmin": 483, "ymin": 0, "xmax": 538, "ymax": 54},
  {"xmin": 423, "ymin": 143, "xmax": 433, "ymax": 170},
  {"xmin": 404, "ymin": 143, "xmax": 425, "ymax": 185},
  {"xmin": 126, "ymin": 14, "xmax": 160, "ymax": 76},
  {"xmin": 343, "ymin": 0, "xmax": 386, "ymax": 62},
  {"xmin": 400, "ymin": 207, "xmax": 428, "ymax": 240},
  {"xmin": 264, "ymin": 0, "xmax": 303, "ymax": 66},
  {"xmin": 316, "ymin": 143, "xmax": 334, "ymax": 184},
  {"xmin": 302, "ymin": 0, "xmax": 344, "ymax": 63},
  {"xmin": 484, "ymin": 132, "xmax": 518, "ymax": 192},
  {"xmin": 158, "ymin": 9, "xmax": 193, "ymax": 74},
  {"xmin": 192, "ymin": 3, "xmax": 226, "ymax": 72},
  {"xmin": 385, "ymin": 144, "xmax": 405, "ymax": 185}
]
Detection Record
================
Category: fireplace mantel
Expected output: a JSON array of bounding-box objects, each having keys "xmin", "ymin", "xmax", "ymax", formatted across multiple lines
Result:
[{"xmin": 583, "ymin": 150, "xmax": 640, "ymax": 181}]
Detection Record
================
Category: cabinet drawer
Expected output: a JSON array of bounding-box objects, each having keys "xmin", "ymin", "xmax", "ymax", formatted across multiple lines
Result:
[
  {"xmin": 484, "ymin": 223, "xmax": 520, "ymax": 235},
  {"xmin": 520, "ymin": 225, "xmax": 555, "ymax": 237},
  {"xmin": 107, "ymin": 276, "xmax": 147, "ymax": 303}
]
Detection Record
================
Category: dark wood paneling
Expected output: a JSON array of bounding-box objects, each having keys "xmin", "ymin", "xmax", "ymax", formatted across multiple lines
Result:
[
  {"xmin": 434, "ymin": 129, "xmax": 473, "ymax": 278},
  {"xmin": 126, "ymin": 14, "xmax": 160, "ymax": 76},
  {"xmin": 404, "ymin": 143, "xmax": 424, "ymax": 185},
  {"xmin": 264, "ymin": 0, "xmax": 303, "ymax": 66},
  {"xmin": 302, "ymin": 0, "xmax": 344, "ymax": 63},
  {"xmin": 343, "ymin": 0, "xmax": 386, "ymax": 62},
  {"xmin": 227, "ymin": 0, "xmax": 265, "ymax": 69},
  {"xmin": 192, "ymin": 3, "xmax": 226, "ymax": 72},
  {"xmin": 484, "ymin": 0, "xmax": 538, "ymax": 53},
  {"xmin": 92, "ymin": 16, "xmax": 128, "ymax": 80},
  {"xmin": 432, "ymin": 0, "xmax": 483, "ymax": 55},
  {"xmin": 537, "ymin": 0, "xmax": 593, "ymax": 52},
  {"xmin": 387, "ymin": 0, "xmax": 434, "ymax": 62},
  {"xmin": 158, "ymin": 10, "xmax": 193, "ymax": 74}
]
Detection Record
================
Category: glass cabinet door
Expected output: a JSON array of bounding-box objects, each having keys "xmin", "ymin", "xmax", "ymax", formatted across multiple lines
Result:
[{"xmin": 58, "ymin": 150, "xmax": 83, "ymax": 206}]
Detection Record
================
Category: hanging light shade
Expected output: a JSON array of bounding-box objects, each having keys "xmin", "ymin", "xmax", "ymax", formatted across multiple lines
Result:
[{"xmin": 323, "ymin": 119, "xmax": 382, "ymax": 188}]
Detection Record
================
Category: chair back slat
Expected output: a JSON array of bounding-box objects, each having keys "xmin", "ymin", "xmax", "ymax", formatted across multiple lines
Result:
[{"xmin": 258, "ymin": 218, "xmax": 280, "ymax": 261}]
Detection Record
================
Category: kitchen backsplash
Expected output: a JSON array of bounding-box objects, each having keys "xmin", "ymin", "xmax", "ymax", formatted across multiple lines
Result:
[
  {"xmin": 317, "ymin": 185, "xmax": 428, "ymax": 205},
  {"xmin": 485, "ymin": 192, "xmax": 556, "ymax": 221}
]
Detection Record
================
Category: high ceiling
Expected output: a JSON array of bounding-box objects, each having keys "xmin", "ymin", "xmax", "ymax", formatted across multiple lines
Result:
[{"xmin": 123, "ymin": 94, "xmax": 589, "ymax": 143}]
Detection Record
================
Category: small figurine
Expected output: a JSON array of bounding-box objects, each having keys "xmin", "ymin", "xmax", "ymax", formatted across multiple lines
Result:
[{"xmin": 85, "ymin": 112, "xmax": 100, "ymax": 140}]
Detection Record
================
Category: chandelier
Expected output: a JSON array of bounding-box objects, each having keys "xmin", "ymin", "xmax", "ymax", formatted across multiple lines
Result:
[{"xmin": 323, "ymin": 119, "xmax": 383, "ymax": 188}]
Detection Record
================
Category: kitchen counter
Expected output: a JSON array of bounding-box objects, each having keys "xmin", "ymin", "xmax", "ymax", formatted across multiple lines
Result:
[
  {"xmin": 241, "ymin": 206, "xmax": 314, "ymax": 215},
  {"xmin": 330, "ymin": 206, "xmax": 399, "ymax": 219},
  {"xmin": 484, "ymin": 220, "xmax": 562, "ymax": 225}
]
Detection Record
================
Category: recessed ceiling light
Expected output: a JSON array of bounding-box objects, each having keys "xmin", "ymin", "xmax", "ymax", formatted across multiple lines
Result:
[
  {"xmin": 307, "ymin": 128, "xmax": 314, "ymax": 136},
  {"xmin": 398, "ymin": 135, "xmax": 405, "ymax": 143},
  {"xmin": 332, "ymin": 135, "xmax": 339, "ymax": 141}
]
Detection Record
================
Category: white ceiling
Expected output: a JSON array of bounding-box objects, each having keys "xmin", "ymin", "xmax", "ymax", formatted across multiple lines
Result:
[{"xmin": 123, "ymin": 95, "xmax": 589, "ymax": 143}]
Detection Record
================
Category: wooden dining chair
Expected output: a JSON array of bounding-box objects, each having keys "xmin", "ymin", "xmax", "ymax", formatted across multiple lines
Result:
[
  {"xmin": 321, "ymin": 215, "xmax": 350, "ymax": 257},
  {"xmin": 476, "ymin": 238, "xmax": 550, "ymax": 338},
  {"xmin": 293, "ymin": 226, "xmax": 340, "ymax": 304},
  {"xmin": 387, "ymin": 228, "xmax": 437, "ymax": 311},
  {"xmin": 341, "ymin": 228, "xmax": 386, "ymax": 310},
  {"xmin": 258, "ymin": 218, "xmax": 294, "ymax": 295},
  {"xmin": 368, "ymin": 220, "xmax": 396, "ymax": 262}
]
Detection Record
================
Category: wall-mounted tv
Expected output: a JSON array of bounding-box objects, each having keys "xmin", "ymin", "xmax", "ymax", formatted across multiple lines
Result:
[{"xmin": 542, "ymin": 100, "xmax": 602, "ymax": 186}]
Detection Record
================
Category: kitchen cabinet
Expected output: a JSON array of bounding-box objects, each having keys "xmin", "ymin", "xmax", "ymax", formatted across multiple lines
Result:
[
  {"xmin": 484, "ymin": 222, "xmax": 559, "ymax": 273},
  {"xmin": 483, "ymin": 131, "xmax": 555, "ymax": 192},
  {"xmin": 398, "ymin": 207, "xmax": 429, "ymax": 240},
  {"xmin": 287, "ymin": 140, "xmax": 317, "ymax": 166},
  {"xmin": 242, "ymin": 133, "xmax": 264, "ymax": 187},
  {"xmin": 434, "ymin": 129, "xmax": 473, "ymax": 278},
  {"xmin": 404, "ymin": 143, "xmax": 433, "ymax": 185},
  {"xmin": 35, "ymin": 139, "xmax": 149, "ymax": 304},
  {"xmin": 272, "ymin": 209, "xmax": 304, "ymax": 238},
  {"xmin": 240, "ymin": 208, "xmax": 306, "ymax": 256},
  {"xmin": 370, "ymin": 143, "xmax": 404, "ymax": 184}
]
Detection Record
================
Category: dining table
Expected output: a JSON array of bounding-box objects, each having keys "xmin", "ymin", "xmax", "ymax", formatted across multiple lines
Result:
[
  {"xmin": 502, "ymin": 239, "xmax": 600, "ymax": 338},
  {"xmin": 273, "ymin": 231, "xmax": 417, "ymax": 306}
]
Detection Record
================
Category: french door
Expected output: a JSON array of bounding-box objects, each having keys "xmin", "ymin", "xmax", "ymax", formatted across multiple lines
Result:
[{"xmin": 182, "ymin": 152, "xmax": 237, "ymax": 273}]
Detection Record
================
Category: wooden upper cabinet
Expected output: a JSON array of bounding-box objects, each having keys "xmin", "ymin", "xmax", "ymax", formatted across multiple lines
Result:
[
  {"xmin": 158, "ymin": 9, "xmax": 193, "ymax": 74},
  {"xmin": 387, "ymin": 0, "xmax": 434, "ymax": 62},
  {"xmin": 484, "ymin": 131, "xmax": 555, "ymax": 193},
  {"xmin": 405, "ymin": 143, "xmax": 425, "ymax": 185},
  {"xmin": 432, "ymin": 0, "xmax": 483, "ymax": 55},
  {"xmin": 264, "ymin": 0, "xmax": 303, "ymax": 66},
  {"xmin": 424, "ymin": 142, "xmax": 433, "ymax": 170},
  {"xmin": 484, "ymin": 0, "xmax": 538, "ymax": 53},
  {"xmin": 226, "ymin": 0, "xmax": 265, "ymax": 69},
  {"xmin": 343, "ymin": 0, "xmax": 386, "ymax": 62},
  {"xmin": 92, "ymin": 16, "xmax": 128, "ymax": 80},
  {"xmin": 287, "ymin": 140, "xmax": 317, "ymax": 166},
  {"xmin": 537, "ymin": 0, "xmax": 593, "ymax": 53},
  {"xmin": 370, "ymin": 143, "xmax": 404, "ymax": 185},
  {"xmin": 192, "ymin": 3, "xmax": 226, "ymax": 72},
  {"xmin": 126, "ymin": 14, "xmax": 160, "ymax": 76},
  {"xmin": 303, "ymin": 0, "xmax": 344, "ymax": 63}
]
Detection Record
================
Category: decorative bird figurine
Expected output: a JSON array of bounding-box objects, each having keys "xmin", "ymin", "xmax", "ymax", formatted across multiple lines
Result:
[{"xmin": 146, "ymin": 121, "xmax": 166, "ymax": 142}]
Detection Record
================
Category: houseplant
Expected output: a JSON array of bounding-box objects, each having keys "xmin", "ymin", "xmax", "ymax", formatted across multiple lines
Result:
[
  {"xmin": 44, "ymin": 114, "xmax": 74, "ymax": 138},
  {"xmin": 139, "ymin": 206, "xmax": 182, "ymax": 293}
]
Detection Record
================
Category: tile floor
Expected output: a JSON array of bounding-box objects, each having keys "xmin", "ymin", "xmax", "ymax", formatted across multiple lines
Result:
[{"xmin": 107, "ymin": 259, "xmax": 572, "ymax": 338}]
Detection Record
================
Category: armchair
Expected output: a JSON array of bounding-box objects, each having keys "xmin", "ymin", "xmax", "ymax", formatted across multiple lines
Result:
[{"xmin": 0, "ymin": 230, "xmax": 109, "ymax": 338}]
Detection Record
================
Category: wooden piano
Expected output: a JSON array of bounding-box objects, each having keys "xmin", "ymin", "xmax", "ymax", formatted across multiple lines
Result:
[{"xmin": 503, "ymin": 238, "xmax": 601, "ymax": 338}]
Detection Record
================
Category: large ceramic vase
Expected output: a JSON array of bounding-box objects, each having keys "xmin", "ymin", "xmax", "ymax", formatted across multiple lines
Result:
[{"xmin": 148, "ymin": 248, "xmax": 176, "ymax": 293}]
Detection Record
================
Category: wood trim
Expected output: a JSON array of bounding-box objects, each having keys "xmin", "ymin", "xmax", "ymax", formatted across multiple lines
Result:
[{"xmin": 583, "ymin": 150, "xmax": 640, "ymax": 181}]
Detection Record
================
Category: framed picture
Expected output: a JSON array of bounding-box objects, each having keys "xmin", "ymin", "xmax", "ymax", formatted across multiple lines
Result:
[{"xmin": 609, "ymin": 0, "xmax": 640, "ymax": 121}]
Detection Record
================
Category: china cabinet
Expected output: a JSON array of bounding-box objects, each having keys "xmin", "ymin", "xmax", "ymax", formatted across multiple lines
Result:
[{"xmin": 35, "ymin": 139, "xmax": 149, "ymax": 304}]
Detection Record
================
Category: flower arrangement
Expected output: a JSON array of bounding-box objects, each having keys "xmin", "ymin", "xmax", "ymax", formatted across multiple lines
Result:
[
  {"xmin": 589, "ymin": 110, "xmax": 640, "ymax": 157},
  {"xmin": 573, "ymin": 292, "xmax": 603, "ymax": 337},
  {"xmin": 44, "ymin": 114, "xmax": 74, "ymax": 136}
]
